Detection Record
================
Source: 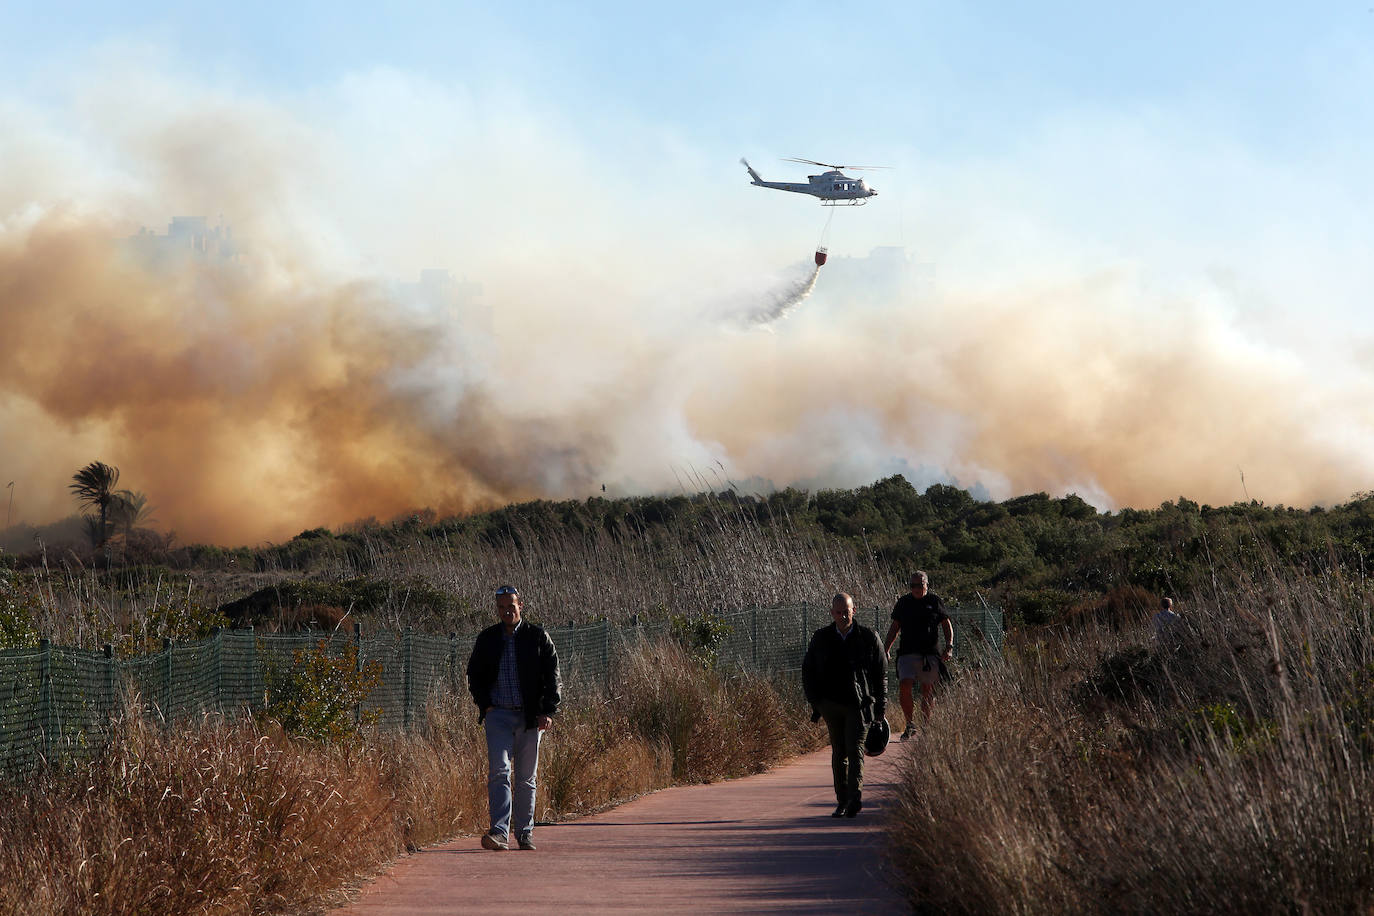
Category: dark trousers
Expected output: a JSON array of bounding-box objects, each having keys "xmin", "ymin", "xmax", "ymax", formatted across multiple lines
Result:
[{"xmin": 819, "ymin": 699, "xmax": 864, "ymax": 803}]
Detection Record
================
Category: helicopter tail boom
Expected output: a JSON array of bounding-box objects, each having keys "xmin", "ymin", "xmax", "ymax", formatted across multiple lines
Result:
[{"xmin": 740, "ymin": 157, "xmax": 764, "ymax": 185}]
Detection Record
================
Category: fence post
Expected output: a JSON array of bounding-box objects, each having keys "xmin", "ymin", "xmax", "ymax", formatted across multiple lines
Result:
[
  {"xmin": 403, "ymin": 626, "xmax": 414, "ymax": 729},
  {"xmin": 751, "ymin": 607, "xmax": 759, "ymax": 668},
  {"xmin": 210, "ymin": 626, "xmax": 222, "ymax": 715},
  {"xmin": 353, "ymin": 622, "xmax": 364, "ymax": 726},
  {"xmin": 162, "ymin": 637, "xmax": 173, "ymax": 725},
  {"xmin": 39, "ymin": 637, "xmax": 53, "ymax": 765},
  {"xmin": 246, "ymin": 625, "xmax": 258, "ymax": 712},
  {"xmin": 102, "ymin": 641, "xmax": 115, "ymax": 709},
  {"xmin": 603, "ymin": 619, "xmax": 612, "ymax": 694}
]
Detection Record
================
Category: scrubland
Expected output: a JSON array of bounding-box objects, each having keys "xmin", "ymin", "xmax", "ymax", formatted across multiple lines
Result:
[
  {"xmin": 889, "ymin": 558, "xmax": 1374, "ymax": 914},
  {"xmin": 0, "ymin": 639, "xmax": 816, "ymax": 916},
  {"xmin": 0, "ymin": 495, "xmax": 850, "ymax": 916},
  {"xmin": 6, "ymin": 480, "xmax": 1374, "ymax": 913}
]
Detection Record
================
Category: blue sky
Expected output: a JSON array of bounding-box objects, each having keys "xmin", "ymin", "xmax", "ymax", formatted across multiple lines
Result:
[
  {"xmin": 3, "ymin": 3, "xmax": 1374, "ymax": 538},
  {"xmin": 7, "ymin": 2, "xmax": 1369, "ymax": 152}
]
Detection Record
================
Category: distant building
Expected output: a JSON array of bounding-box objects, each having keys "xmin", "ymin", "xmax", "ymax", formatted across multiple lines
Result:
[
  {"xmin": 818, "ymin": 246, "xmax": 931, "ymax": 309},
  {"xmin": 127, "ymin": 216, "xmax": 238, "ymax": 267},
  {"xmin": 395, "ymin": 268, "xmax": 490, "ymax": 334}
]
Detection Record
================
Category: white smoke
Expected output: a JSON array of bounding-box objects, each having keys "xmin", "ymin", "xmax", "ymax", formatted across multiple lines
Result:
[{"xmin": 744, "ymin": 263, "xmax": 823, "ymax": 328}]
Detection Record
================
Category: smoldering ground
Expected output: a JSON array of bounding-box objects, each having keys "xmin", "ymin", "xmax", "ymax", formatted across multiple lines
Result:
[{"xmin": 3, "ymin": 61, "xmax": 1374, "ymax": 545}]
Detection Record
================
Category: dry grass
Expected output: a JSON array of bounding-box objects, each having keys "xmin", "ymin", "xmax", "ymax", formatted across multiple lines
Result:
[
  {"xmin": 0, "ymin": 714, "xmax": 398, "ymax": 916},
  {"xmin": 0, "ymin": 635, "xmax": 822, "ymax": 916},
  {"xmin": 887, "ymin": 562, "xmax": 1374, "ymax": 915},
  {"xmin": 12, "ymin": 493, "xmax": 895, "ymax": 646},
  {"xmin": 0, "ymin": 494, "xmax": 864, "ymax": 912}
]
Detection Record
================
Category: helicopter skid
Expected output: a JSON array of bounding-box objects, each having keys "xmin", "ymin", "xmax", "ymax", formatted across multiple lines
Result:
[{"xmin": 821, "ymin": 199, "xmax": 868, "ymax": 207}]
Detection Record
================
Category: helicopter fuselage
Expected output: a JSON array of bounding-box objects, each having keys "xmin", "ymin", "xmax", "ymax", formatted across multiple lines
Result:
[{"xmin": 741, "ymin": 160, "xmax": 877, "ymax": 206}]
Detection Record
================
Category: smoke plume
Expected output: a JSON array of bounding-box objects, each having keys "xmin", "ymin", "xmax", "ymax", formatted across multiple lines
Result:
[{"xmin": 3, "ymin": 58, "xmax": 1373, "ymax": 545}]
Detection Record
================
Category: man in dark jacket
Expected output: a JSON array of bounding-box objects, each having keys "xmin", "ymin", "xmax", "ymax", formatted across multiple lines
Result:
[
  {"xmin": 802, "ymin": 592, "xmax": 887, "ymax": 818},
  {"xmin": 466, "ymin": 585, "xmax": 561, "ymax": 851}
]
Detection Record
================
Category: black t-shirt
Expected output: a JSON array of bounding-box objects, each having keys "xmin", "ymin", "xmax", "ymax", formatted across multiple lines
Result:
[{"xmin": 891, "ymin": 593, "xmax": 949, "ymax": 656}]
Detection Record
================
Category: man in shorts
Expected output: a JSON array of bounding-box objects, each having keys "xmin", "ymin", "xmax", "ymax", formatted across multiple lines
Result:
[{"xmin": 883, "ymin": 571, "xmax": 954, "ymax": 740}]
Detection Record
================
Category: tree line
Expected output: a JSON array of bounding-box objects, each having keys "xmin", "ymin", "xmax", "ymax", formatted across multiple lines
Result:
[{"xmin": 9, "ymin": 467, "xmax": 1373, "ymax": 629}]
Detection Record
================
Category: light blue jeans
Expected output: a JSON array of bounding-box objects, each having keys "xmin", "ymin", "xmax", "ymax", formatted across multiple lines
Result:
[{"xmin": 484, "ymin": 706, "xmax": 542, "ymax": 840}]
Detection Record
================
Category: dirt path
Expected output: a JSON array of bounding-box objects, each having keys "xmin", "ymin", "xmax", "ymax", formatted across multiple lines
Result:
[{"xmin": 334, "ymin": 746, "xmax": 909, "ymax": 915}]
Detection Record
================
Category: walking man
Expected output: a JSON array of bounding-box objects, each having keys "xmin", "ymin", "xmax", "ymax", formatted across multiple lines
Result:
[
  {"xmin": 803, "ymin": 593, "xmax": 887, "ymax": 818},
  {"xmin": 466, "ymin": 585, "xmax": 561, "ymax": 851},
  {"xmin": 884, "ymin": 571, "xmax": 954, "ymax": 739},
  {"xmin": 1153, "ymin": 596, "xmax": 1181, "ymax": 644}
]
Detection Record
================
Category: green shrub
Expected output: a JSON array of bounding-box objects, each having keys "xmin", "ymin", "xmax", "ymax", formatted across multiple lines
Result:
[
  {"xmin": 1183, "ymin": 701, "xmax": 1277, "ymax": 755},
  {"xmin": 0, "ymin": 571, "xmax": 39, "ymax": 649},
  {"xmin": 669, "ymin": 612, "xmax": 732, "ymax": 669},
  {"xmin": 1341, "ymin": 663, "xmax": 1374, "ymax": 758},
  {"xmin": 262, "ymin": 642, "xmax": 382, "ymax": 743}
]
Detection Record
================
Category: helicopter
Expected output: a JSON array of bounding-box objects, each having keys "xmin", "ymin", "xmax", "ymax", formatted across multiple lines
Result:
[{"xmin": 740, "ymin": 157, "xmax": 882, "ymax": 205}]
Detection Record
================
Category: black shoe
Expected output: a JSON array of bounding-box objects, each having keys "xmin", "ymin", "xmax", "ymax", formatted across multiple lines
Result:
[
  {"xmin": 831, "ymin": 803, "xmax": 847, "ymax": 818},
  {"xmin": 844, "ymin": 797, "xmax": 863, "ymax": 818}
]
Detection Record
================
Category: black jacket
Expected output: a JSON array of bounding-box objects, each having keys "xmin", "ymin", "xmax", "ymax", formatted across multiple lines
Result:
[
  {"xmin": 802, "ymin": 622, "xmax": 887, "ymax": 724},
  {"xmin": 466, "ymin": 622, "xmax": 561, "ymax": 730}
]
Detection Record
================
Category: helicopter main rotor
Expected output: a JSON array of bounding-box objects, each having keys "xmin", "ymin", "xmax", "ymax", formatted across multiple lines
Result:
[{"xmin": 782, "ymin": 157, "xmax": 890, "ymax": 172}]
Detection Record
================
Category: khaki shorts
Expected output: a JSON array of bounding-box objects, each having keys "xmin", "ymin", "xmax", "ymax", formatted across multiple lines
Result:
[{"xmin": 897, "ymin": 654, "xmax": 941, "ymax": 687}]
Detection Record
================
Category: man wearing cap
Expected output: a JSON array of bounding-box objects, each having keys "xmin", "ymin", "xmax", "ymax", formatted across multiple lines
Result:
[
  {"xmin": 884, "ymin": 571, "xmax": 954, "ymax": 740},
  {"xmin": 466, "ymin": 585, "xmax": 561, "ymax": 851},
  {"xmin": 803, "ymin": 592, "xmax": 887, "ymax": 818}
]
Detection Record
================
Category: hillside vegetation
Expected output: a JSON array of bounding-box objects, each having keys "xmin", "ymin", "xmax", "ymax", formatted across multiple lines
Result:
[{"xmin": 7, "ymin": 474, "xmax": 1374, "ymax": 646}]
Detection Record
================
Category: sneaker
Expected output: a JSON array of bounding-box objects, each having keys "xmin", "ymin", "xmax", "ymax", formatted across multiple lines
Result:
[
  {"xmin": 481, "ymin": 831, "xmax": 509, "ymax": 851},
  {"xmin": 830, "ymin": 803, "xmax": 847, "ymax": 818},
  {"xmin": 517, "ymin": 834, "xmax": 537, "ymax": 851},
  {"xmin": 844, "ymin": 797, "xmax": 863, "ymax": 818},
  {"xmin": 900, "ymin": 723, "xmax": 916, "ymax": 741}
]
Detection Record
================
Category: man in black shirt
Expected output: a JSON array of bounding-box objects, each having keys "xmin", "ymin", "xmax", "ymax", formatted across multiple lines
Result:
[{"xmin": 883, "ymin": 571, "xmax": 954, "ymax": 740}]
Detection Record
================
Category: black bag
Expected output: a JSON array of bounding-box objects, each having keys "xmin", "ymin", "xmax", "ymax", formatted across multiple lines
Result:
[{"xmin": 864, "ymin": 718, "xmax": 890, "ymax": 757}]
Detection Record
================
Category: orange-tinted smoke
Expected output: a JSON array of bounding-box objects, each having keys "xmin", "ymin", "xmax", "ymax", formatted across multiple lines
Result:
[{"xmin": 0, "ymin": 214, "xmax": 605, "ymax": 544}]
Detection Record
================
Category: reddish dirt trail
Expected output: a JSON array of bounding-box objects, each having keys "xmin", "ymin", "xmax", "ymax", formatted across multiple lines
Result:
[{"xmin": 334, "ymin": 746, "xmax": 909, "ymax": 915}]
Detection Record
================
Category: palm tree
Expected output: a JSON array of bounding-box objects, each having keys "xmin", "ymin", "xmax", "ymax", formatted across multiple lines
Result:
[
  {"xmin": 69, "ymin": 461, "xmax": 120, "ymax": 548},
  {"xmin": 110, "ymin": 490, "xmax": 156, "ymax": 541}
]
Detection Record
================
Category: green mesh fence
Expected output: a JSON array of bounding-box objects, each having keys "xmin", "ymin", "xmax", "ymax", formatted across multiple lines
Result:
[{"xmin": 0, "ymin": 602, "xmax": 1001, "ymax": 777}]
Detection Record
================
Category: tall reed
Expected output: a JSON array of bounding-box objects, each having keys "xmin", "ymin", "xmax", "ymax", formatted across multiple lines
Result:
[{"xmin": 886, "ymin": 560, "xmax": 1374, "ymax": 914}]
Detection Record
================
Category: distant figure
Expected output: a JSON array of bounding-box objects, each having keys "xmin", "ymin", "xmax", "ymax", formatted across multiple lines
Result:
[
  {"xmin": 467, "ymin": 585, "xmax": 561, "ymax": 851},
  {"xmin": 803, "ymin": 593, "xmax": 887, "ymax": 818},
  {"xmin": 1153, "ymin": 596, "xmax": 1181, "ymax": 643},
  {"xmin": 884, "ymin": 571, "xmax": 954, "ymax": 739}
]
